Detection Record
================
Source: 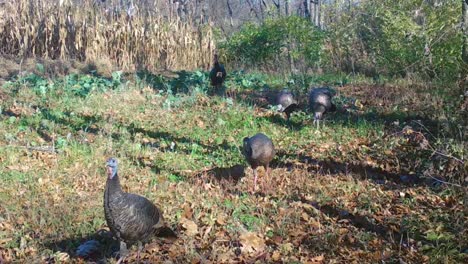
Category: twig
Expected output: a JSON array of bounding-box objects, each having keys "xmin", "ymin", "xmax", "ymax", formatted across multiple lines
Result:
[
  {"xmin": 425, "ymin": 174, "xmax": 464, "ymax": 188},
  {"xmin": 411, "ymin": 120, "xmax": 435, "ymax": 140},
  {"xmin": 213, "ymin": 239, "xmax": 230, "ymax": 243},
  {"xmin": 430, "ymin": 150, "xmax": 464, "ymax": 164},
  {"xmin": 28, "ymin": 146, "xmax": 57, "ymax": 153},
  {"xmin": 410, "ymin": 120, "xmax": 464, "ymax": 164}
]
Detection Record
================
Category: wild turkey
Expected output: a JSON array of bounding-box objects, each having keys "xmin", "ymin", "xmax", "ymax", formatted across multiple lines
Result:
[
  {"xmin": 104, "ymin": 158, "xmax": 176, "ymax": 261},
  {"xmin": 309, "ymin": 87, "xmax": 337, "ymax": 128},
  {"xmin": 209, "ymin": 54, "xmax": 226, "ymax": 96},
  {"xmin": 276, "ymin": 89, "xmax": 298, "ymax": 120},
  {"xmin": 242, "ymin": 133, "xmax": 275, "ymax": 192}
]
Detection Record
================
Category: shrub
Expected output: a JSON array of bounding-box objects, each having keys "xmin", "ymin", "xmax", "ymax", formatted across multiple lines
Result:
[{"xmin": 219, "ymin": 16, "xmax": 325, "ymax": 72}]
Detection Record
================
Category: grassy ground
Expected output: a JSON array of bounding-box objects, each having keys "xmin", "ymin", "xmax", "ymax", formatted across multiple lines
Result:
[{"xmin": 0, "ymin": 70, "xmax": 466, "ymax": 263}]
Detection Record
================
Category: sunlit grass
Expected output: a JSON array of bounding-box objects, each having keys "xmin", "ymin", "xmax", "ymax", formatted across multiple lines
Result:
[{"xmin": 0, "ymin": 71, "xmax": 466, "ymax": 263}]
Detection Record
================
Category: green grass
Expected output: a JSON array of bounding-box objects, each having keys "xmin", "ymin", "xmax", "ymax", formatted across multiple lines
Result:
[{"xmin": 0, "ymin": 71, "xmax": 466, "ymax": 263}]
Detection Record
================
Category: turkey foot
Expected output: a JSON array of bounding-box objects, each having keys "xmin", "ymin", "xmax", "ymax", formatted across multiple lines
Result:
[
  {"xmin": 136, "ymin": 241, "xmax": 143, "ymax": 264},
  {"xmin": 116, "ymin": 240, "xmax": 128, "ymax": 264}
]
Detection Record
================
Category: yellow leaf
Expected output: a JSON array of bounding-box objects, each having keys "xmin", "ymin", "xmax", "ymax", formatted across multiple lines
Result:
[
  {"xmin": 180, "ymin": 218, "xmax": 198, "ymax": 236},
  {"xmin": 239, "ymin": 231, "xmax": 265, "ymax": 255},
  {"xmin": 306, "ymin": 254, "xmax": 325, "ymax": 263},
  {"xmin": 271, "ymin": 250, "xmax": 281, "ymax": 261},
  {"xmin": 216, "ymin": 215, "xmax": 226, "ymax": 225},
  {"xmin": 281, "ymin": 242, "xmax": 294, "ymax": 253},
  {"xmin": 55, "ymin": 252, "xmax": 70, "ymax": 262},
  {"xmin": 301, "ymin": 212, "xmax": 310, "ymax": 221},
  {"xmin": 355, "ymin": 99, "xmax": 364, "ymax": 109}
]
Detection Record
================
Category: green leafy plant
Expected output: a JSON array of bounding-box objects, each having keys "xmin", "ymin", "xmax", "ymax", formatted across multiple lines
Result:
[{"xmin": 220, "ymin": 16, "xmax": 324, "ymax": 70}]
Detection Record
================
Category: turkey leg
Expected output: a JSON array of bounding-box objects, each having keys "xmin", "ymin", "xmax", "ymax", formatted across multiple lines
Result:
[
  {"xmin": 136, "ymin": 241, "xmax": 143, "ymax": 264},
  {"xmin": 263, "ymin": 165, "xmax": 270, "ymax": 192},
  {"xmin": 116, "ymin": 240, "xmax": 128, "ymax": 264},
  {"xmin": 252, "ymin": 167, "xmax": 258, "ymax": 193}
]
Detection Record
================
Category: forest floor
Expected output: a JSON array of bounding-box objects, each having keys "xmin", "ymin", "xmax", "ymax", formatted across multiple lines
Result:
[{"xmin": 0, "ymin": 69, "xmax": 466, "ymax": 263}]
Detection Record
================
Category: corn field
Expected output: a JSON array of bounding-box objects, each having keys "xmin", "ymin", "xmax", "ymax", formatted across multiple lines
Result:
[{"xmin": 0, "ymin": 0, "xmax": 215, "ymax": 71}]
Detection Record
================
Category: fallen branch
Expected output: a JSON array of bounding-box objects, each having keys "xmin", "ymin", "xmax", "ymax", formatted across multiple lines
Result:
[
  {"xmin": 411, "ymin": 120, "xmax": 435, "ymax": 140},
  {"xmin": 430, "ymin": 150, "xmax": 464, "ymax": 164},
  {"xmin": 410, "ymin": 120, "xmax": 464, "ymax": 164},
  {"xmin": 3, "ymin": 144, "xmax": 58, "ymax": 153},
  {"xmin": 424, "ymin": 174, "xmax": 464, "ymax": 188}
]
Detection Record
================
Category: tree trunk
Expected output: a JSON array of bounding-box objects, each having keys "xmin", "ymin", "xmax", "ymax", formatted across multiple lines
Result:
[
  {"xmin": 272, "ymin": 0, "xmax": 281, "ymax": 17},
  {"xmin": 285, "ymin": 0, "xmax": 289, "ymax": 16},
  {"xmin": 317, "ymin": 0, "xmax": 321, "ymax": 28},
  {"xmin": 462, "ymin": 0, "xmax": 468, "ymax": 66},
  {"xmin": 226, "ymin": 0, "xmax": 233, "ymax": 26},
  {"xmin": 303, "ymin": 0, "xmax": 310, "ymax": 19},
  {"xmin": 311, "ymin": 0, "xmax": 315, "ymax": 24},
  {"xmin": 460, "ymin": 0, "xmax": 468, "ymax": 129},
  {"xmin": 461, "ymin": 0, "xmax": 468, "ymax": 101},
  {"xmin": 246, "ymin": 0, "xmax": 261, "ymax": 21},
  {"xmin": 259, "ymin": 0, "xmax": 264, "ymax": 20}
]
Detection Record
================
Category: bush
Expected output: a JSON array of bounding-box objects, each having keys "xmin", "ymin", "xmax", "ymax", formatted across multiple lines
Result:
[
  {"xmin": 219, "ymin": 16, "xmax": 325, "ymax": 72},
  {"xmin": 325, "ymin": 0, "xmax": 463, "ymax": 81}
]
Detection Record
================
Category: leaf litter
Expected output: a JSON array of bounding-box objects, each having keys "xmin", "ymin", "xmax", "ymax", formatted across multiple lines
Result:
[{"xmin": 0, "ymin": 80, "xmax": 466, "ymax": 263}]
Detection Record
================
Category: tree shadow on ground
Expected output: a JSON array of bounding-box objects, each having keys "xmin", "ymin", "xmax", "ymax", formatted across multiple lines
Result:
[
  {"xmin": 269, "ymin": 150, "xmax": 432, "ymax": 248},
  {"xmin": 273, "ymin": 149, "xmax": 422, "ymax": 189},
  {"xmin": 284, "ymin": 175, "xmax": 437, "ymax": 252},
  {"xmin": 197, "ymin": 164, "xmax": 246, "ymax": 184},
  {"xmin": 305, "ymin": 197, "xmax": 394, "ymax": 234},
  {"xmin": 257, "ymin": 113, "xmax": 306, "ymax": 131},
  {"xmin": 131, "ymin": 155, "xmax": 163, "ymax": 175},
  {"xmin": 136, "ymin": 69, "xmax": 209, "ymax": 95},
  {"xmin": 124, "ymin": 122, "xmax": 236, "ymax": 155},
  {"xmin": 2, "ymin": 107, "xmax": 104, "ymax": 144},
  {"xmin": 40, "ymin": 108, "xmax": 102, "ymax": 134},
  {"xmin": 190, "ymin": 164, "xmax": 247, "ymax": 195}
]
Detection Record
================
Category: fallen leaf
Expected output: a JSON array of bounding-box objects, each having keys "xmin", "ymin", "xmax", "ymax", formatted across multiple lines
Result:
[
  {"xmin": 309, "ymin": 219, "xmax": 321, "ymax": 229},
  {"xmin": 0, "ymin": 237, "xmax": 13, "ymax": 245},
  {"xmin": 271, "ymin": 250, "xmax": 281, "ymax": 261},
  {"xmin": 203, "ymin": 225, "xmax": 212, "ymax": 239},
  {"xmin": 54, "ymin": 252, "xmax": 70, "ymax": 262},
  {"xmin": 183, "ymin": 203, "xmax": 193, "ymax": 219},
  {"xmin": 281, "ymin": 242, "xmax": 294, "ymax": 253},
  {"xmin": 339, "ymin": 228, "xmax": 348, "ymax": 235},
  {"xmin": 306, "ymin": 254, "xmax": 325, "ymax": 263},
  {"xmin": 197, "ymin": 119, "xmax": 205, "ymax": 128},
  {"xmin": 180, "ymin": 218, "xmax": 198, "ymax": 236},
  {"xmin": 239, "ymin": 231, "xmax": 266, "ymax": 255},
  {"xmin": 216, "ymin": 215, "xmax": 226, "ymax": 225},
  {"xmin": 371, "ymin": 251, "xmax": 382, "ymax": 261},
  {"xmin": 270, "ymin": 235, "xmax": 282, "ymax": 244}
]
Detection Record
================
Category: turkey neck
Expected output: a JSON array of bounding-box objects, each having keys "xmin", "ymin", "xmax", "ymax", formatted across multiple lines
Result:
[{"xmin": 105, "ymin": 173, "xmax": 123, "ymax": 196}]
